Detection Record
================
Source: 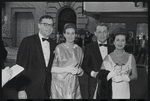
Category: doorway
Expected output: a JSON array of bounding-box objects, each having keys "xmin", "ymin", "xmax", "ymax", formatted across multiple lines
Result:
[
  {"xmin": 58, "ymin": 7, "xmax": 76, "ymax": 34},
  {"xmin": 16, "ymin": 12, "xmax": 34, "ymax": 47}
]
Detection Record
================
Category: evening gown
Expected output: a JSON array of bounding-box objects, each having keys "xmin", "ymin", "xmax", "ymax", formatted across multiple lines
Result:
[
  {"xmin": 51, "ymin": 43, "xmax": 83, "ymax": 99},
  {"xmin": 107, "ymin": 54, "xmax": 132, "ymax": 99}
]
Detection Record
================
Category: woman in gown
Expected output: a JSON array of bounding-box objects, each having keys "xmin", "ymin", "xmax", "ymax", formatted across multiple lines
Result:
[
  {"xmin": 50, "ymin": 23, "xmax": 84, "ymax": 99},
  {"xmin": 98, "ymin": 28, "xmax": 138, "ymax": 99}
]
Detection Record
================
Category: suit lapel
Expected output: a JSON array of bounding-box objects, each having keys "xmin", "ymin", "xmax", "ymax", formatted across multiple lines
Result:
[
  {"xmin": 47, "ymin": 38, "xmax": 55, "ymax": 69},
  {"xmin": 92, "ymin": 42, "xmax": 103, "ymax": 64},
  {"xmin": 108, "ymin": 45, "xmax": 111, "ymax": 54},
  {"xmin": 47, "ymin": 39, "xmax": 52, "ymax": 68},
  {"xmin": 35, "ymin": 35, "xmax": 56, "ymax": 69},
  {"xmin": 35, "ymin": 34, "xmax": 46, "ymax": 67}
]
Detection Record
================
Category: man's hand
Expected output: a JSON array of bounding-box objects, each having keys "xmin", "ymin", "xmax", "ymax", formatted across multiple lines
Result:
[
  {"xmin": 18, "ymin": 90, "xmax": 27, "ymax": 99},
  {"xmin": 93, "ymin": 71, "xmax": 99, "ymax": 78}
]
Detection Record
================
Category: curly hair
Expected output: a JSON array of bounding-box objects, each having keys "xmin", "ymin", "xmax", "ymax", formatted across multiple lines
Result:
[
  {"xmin": 95, "ymin": 22, "xmax": 109, "ymax": 31},
  {"xmin": 39, "ymin": 15, "xmax": 53, "ymax": 23},
  {"xmin": 109, "ymin": 28, "xmax": 130, "ymax": 45}
]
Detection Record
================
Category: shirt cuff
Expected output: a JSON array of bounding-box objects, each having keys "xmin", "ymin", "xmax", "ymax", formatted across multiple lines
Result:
[{"xmin": 91, "ymin": 71, "xmax": 95, "ymax": 77}]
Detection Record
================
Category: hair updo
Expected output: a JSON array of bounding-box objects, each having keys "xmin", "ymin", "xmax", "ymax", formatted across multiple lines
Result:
[
  {"xmin": 63, "ymin": 23, "xmax": 77, "ymax": 33},
  {"xmin": 109, "ymin": 28, "xmax": 130, "ymax": 45},
  {"xmin": 61, "ymin": 23, "xmax": 77, "ymax": 43}
]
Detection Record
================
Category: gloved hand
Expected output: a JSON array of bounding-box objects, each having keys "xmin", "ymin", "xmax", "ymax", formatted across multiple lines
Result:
[
  {"xmin": 112, "ymin": 75, "xmax": 130, "ymax": 83},
  {"xmin": 65, "ymin": 64, "xmax": 78, "ymax": 74},
  {"xmin": 77, "ymin": 67, "xmax": 84, "ymax": 76},
  {"xmin": 107, "ymin": 69, "xmax": 117, "ymax": 80},
  {"xmin": 122, "ymin": 75, "xmax": 130, "ymax": 82}
]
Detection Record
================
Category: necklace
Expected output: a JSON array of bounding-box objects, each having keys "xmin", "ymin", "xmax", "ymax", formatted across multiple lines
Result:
[{"xmin": 114, "ymin": 50, "xmax": 125, "ymax": 57}]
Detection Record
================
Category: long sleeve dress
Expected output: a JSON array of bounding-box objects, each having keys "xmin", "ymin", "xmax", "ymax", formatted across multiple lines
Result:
[{"xmin": 51, "ymin": 43, "xmax": 83, "ymax": 99}]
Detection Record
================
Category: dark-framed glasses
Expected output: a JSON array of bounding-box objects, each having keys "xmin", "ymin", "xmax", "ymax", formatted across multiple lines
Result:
[{"xmin": 40, "ymin": 23, "xmax": 54, "ymax": 28}]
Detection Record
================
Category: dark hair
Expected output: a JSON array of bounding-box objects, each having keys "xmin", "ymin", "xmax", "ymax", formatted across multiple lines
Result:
[
  {"xmin": 143, "ymin": 35, "xmax": 146, "ymax": 40},
  {"xmin": 95, "ymin": 22, "xmax": 109, "ymax": 31},
  {"xmin": 39, "ymin": 15, "xmax": 53, "ymax": 23},
  {"xmin": 109, "ymin": 28, "xmax": 130, "ymax": 44},
  {"xmin": 62, "ymin": 23, "xmax": 77, "ymax": 43},
  {"xmin": 63, "ymin": 23, "xmax": 77, "ymax": 33}
]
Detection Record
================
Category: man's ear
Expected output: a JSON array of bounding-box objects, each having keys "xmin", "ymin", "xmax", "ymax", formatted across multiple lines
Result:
[
  {"xmin": 38, "ymin": 23, "xmax": 40, "ymax": 29},
  {"xmin": 75, "ymin": 34, "xmax": 77, "ymax": 37},
  {"xmin": 107, "ymin": 32, "xmax": 110, "ymax": 38},
  {"xmin": 94, "ymin": 32, "xmax": 97, "ymax": 37}
]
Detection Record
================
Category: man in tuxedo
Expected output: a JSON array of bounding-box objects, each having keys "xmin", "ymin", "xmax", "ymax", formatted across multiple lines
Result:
[
  {"xmin": 81, "ymin": 22, "xmax": 115, "ymax": 99},
  {"xmin": 16, "ymin": 15, "xmax": 57, "ymax": 99}
]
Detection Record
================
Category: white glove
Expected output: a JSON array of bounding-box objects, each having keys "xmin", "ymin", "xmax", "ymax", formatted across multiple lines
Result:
[
  {"xmin": 107, "ymin": 69, "xmax": 117, "ymax": 80},
  {"xmin": 112, "ymin": 75, "xmax": 130, "ymax": 83},
  {"xmin": 122, "ymin": 75, "xmax": 130, "ymax": 82},
  {"xmin": 112, "ymin": 76, "xmax": 123, "ymax": 83}
]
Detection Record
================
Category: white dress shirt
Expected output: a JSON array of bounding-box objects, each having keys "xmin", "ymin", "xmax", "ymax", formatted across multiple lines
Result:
[
  {"xmin": 98, "ymin": 41, "xmax": 108, "ymax": 60},
  {"xmin": 38, "ymin": 33, "xmax": 50, "ymax": 67}
]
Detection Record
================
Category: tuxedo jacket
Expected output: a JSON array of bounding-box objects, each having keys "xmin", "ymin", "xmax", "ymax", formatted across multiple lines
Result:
[
  {"xmin": 81, "ymin": 41, "xmax": 114, "ymax": 98},
  {"xmin": 16, "ymin": 34, "xmax": 57, "ymax": 99}
]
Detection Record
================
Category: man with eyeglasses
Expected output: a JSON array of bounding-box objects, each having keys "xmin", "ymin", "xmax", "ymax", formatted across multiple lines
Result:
[
  {"xmin": 81, "ymin": 22, "xmax": 115, "ymax": 99},
  {"xmin": 16, "ymin": 15, "xmax": 57, "ymax": 99}
]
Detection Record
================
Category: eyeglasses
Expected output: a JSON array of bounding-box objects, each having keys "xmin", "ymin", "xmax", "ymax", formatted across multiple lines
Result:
[{"xmin": 40, "ymin": 23, "xmax": 54, "ymax": 28}]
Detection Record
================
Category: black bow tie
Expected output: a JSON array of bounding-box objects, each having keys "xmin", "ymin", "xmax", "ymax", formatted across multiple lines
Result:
[
  {"xmin": 99, "ymin": 44, "xmax": 108, "ymax": 47},
  {"xmin": 42, "ymin": 38, "xmax": 50, "ymax": 42}
]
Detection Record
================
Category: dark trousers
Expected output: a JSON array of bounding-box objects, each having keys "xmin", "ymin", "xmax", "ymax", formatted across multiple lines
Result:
[
  {"xmin": 88, "ymin": 79, "xmax": 97, "ymax": 99},
  {"xmin": 39, "ymin": 76, "xmax": 50, "ymax": 99},
  {"xmin": 39, "ymin": 89, "xmax": 49, "ymax": 99}
]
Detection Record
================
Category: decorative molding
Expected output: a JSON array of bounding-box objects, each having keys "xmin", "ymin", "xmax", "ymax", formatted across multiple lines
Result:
[
  {"xmin": 58, "ymin": 2, "xmax": 62, "ymax": 8},
  {"xmin": 71, "ymin": 2, "xmax": 76, "ymax": 8},
  {"xmin": 62, "ymin": 2, "xmax": 72, "ymax": 6}
]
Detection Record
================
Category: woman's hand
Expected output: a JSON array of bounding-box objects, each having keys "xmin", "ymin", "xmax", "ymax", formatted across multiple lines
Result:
[
  {"xmin": 107, "ymin": 69, "xmax": 117, "ymax": 80},
  {"xmin": 64, "ymin": 64, "xmax": 78, "ymax": 74},
  {"xmin": 77, "ymin": 67, "xmax": 84, "ymax": 76},
  {"xmin": 74, "ymin": 64, "xmax": 84, "ymax": 76},
  {"xmin": 112, "ymin": 75, "xmax": 130, "ymax": 83},
  {"xmin": 112, "ymin": 76, "xmax": 123, "ymax": 83}
]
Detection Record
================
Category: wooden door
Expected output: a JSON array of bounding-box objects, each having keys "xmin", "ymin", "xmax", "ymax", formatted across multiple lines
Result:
[{"xmin": 17, "ymin": 12, "xmax": 34, "ymax": 47}]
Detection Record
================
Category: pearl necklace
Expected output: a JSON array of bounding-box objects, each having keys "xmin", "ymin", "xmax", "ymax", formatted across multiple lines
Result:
[{"xmin": 114, "ymin": 50, "xmax": 125, "ymax": 57}]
